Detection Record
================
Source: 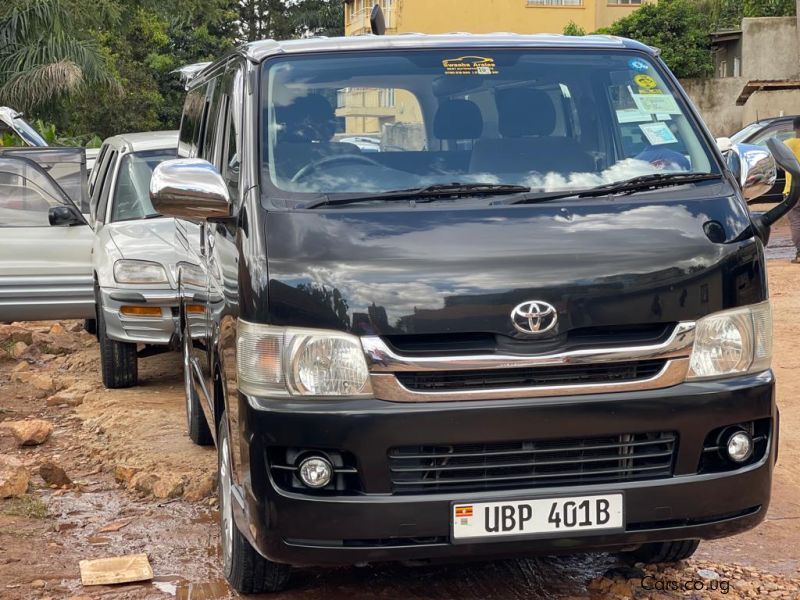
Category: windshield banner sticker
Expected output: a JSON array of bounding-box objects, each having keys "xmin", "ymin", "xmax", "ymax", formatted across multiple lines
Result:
[
  {"xmin": 632, "ymin": 93, "xmax": 682, "ymax": 115},
  {"xmin": 443, "ymin": 56, "xmax": 499, "ymax": 76},
  {"xmin": 628, "ymin": 58, "xmax": 650, "ymax": 72},
  {"xmin": 639, "ymin": 122, "xmax": 678, "ymax": 146}
]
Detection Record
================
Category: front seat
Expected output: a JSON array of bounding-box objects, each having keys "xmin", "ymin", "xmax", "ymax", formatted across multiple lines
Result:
[
  {"xmin": 469, "ymin": 87, "xmax": 594, "ymax": 177},
  {"xmin": 272, "ymin": 94, "xmax": 359, "ymax": 180}
]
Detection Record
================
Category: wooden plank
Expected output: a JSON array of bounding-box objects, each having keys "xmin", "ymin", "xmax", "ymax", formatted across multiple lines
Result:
[{"xmin": 79, "ymin": 553, "xmax": 153, "ymax": 586}]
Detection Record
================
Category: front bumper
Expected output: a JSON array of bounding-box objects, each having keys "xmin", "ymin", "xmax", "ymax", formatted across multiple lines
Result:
[
  {"xmin": 100, "ymin": 287, "xmax": 179, "ymax": 345},
  {"xmin": 235, "ymin": 372, "xmax": 776, "ymax": 566}
]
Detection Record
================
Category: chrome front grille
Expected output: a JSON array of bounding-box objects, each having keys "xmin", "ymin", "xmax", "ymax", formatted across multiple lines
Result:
[
  {"xmin": 395, "ymin": 359, "xmax": 666, "ymax": 392},
  {"xmin": 388, "ymin": 432, "xmax": 678, "ymax": 494},
  {"xmin": 363, "ymin": 322, "xmax": 696, "ymax": 402}
]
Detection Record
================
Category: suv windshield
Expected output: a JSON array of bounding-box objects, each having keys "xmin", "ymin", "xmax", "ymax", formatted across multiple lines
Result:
[
  {"xmin": 261, "ymin": 50, "xmax": 717, "ymax": 205},
  {"xmin": 111, "ymin": 149, "xmax": 176, "ymax": 222}
]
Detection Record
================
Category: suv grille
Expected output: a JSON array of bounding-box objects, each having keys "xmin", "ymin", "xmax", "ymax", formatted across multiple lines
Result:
[
  {"xmin": 388, "ymin": 432, "xmax": 677, "ymax": 494},
  {"xmin": 395, "ymin": 359, "xmax": 665, "ymax": 392}
]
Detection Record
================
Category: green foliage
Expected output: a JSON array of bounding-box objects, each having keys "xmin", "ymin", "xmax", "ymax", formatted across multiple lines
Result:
[
  {"xmin": 562, "ymin": 21, "xmax": 586, "ymax": 36},
  {"xmin": 600, "ymin": 0, "xmax": 716, "ymax": 79},
  {"xmin": 1, "ymin": 495, "xmax": 48, "ymax": 519}
]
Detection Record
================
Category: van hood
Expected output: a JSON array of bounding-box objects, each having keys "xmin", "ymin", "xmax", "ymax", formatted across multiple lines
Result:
[{"xmin": 263, "ymin": 186, "xmax": 765, "ymax": 343}]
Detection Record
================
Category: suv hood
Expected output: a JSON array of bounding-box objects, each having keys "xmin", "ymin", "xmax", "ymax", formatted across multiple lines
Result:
[
  {"xmin": 263, "ymin": 188, "xmax": 764, "ymax": 344},
  {"xmin": 108, "ymin": 218, "xmax": 179, "ymax": 269}
]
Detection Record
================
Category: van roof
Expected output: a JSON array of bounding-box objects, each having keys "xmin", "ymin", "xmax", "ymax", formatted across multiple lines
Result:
[
  {"xmin": 242, "ymin": 33, "xmax": 655, "ymax": 62},
  {"xmin": 190, "ymin": 33, "xmax": 657, "ymax": 85}
]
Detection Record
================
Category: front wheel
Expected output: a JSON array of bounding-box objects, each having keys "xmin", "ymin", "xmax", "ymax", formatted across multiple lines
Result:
[
  {"xmin": 627, "ymin": 539, "xmax": 700, "ymax": 564},
  {"xmin": 218, "ymin": 412, "xmax": 291, "ymax": 594},
  {"xmin": 97, "ymin": 298, "xmax": 138, "ymax": 389}
]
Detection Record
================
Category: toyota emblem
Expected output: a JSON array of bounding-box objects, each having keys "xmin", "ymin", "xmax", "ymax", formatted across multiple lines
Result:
[{"xmin": 511, "ymin": 301, "xmax": 558, "ymax": 335}]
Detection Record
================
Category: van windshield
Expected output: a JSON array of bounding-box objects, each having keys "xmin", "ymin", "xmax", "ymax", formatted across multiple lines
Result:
[{"xmin": 260, "ymin": 50, "xmax": 717, "ymax": 205}]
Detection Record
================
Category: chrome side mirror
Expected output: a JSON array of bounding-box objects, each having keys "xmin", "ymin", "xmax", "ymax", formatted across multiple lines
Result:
[
  {"xmin": 716, "ymin": 137, "xmax": 733, "ymax": 154},
  {"xmin": 150, "ymin": 158, "xmax": 231, "ymax": 220},
  {"xmin": 725, "ymin": 143, "xmax": 776, "ymax": 201}
]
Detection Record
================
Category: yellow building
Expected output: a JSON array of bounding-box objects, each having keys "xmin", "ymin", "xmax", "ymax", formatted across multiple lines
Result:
[{"xmin": 344, "ymin": 0, "xmax": 655, "ymax": 37}]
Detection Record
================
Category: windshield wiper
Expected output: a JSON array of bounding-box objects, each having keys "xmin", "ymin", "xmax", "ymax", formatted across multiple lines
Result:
[
  {"xmin": 301, "ymin": 183, "xmax": 531, "ymax": 209},
  {"xmin": 500, "ymin": 172, "xmax": 723, "ymax": 206},
  {"xmin": 141, "ymin": 213, "xmax": 163, "ymax": 219}
]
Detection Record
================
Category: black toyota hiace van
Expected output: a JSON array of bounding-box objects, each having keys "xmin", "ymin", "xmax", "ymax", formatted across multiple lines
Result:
[{"xmin": 151, "ymin": 33, "xmax": 798, "ymax": 594}]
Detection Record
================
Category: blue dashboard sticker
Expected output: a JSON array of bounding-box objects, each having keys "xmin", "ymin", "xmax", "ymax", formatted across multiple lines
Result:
[{"xmin": 628, "ymin": 58, "xmax": 650, "ymax": 72}]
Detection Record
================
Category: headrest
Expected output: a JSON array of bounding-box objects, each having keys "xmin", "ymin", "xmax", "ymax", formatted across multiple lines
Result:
[
  {"xmin": 433, "ymin": 99, "xmax": 483, "ymax": 140},
  {"xmin": 496, "ymin": 88, "xmax": 556, "ymax": 137},
  {"xmin": 275, "ymin": 94, "xmax": 336, "ymax": 143}
]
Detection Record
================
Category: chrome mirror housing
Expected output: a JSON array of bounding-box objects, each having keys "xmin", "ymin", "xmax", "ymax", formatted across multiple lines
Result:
[
  {"xmin": 725, "ymin": 143, "xmax": 777, "ymax": 201},
  {"xmin": 150, "ymin": 158, "xmax": 231, "ymax": 220}
]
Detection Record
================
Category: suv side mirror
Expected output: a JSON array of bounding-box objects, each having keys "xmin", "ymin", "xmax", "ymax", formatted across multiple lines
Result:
[
  {"xmin": 48, "ymin": 205, "xmax": 85, "ymax": 226},
  {"xmin": 725, "ymin": 143, "xmax": 776, "ymax": 201},
  {"xmin": 150, "ymin": 158, "xmax": 231, "ymax": 220}
]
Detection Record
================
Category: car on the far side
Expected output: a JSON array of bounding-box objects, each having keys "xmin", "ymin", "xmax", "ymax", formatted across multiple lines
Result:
[
  {"xmin": 87, "ymin": 131, "xmax": 179, "ymax": 388},
  {"xmin": 730, "ymin": 116, "xmax": 798, "ymax": 203}
]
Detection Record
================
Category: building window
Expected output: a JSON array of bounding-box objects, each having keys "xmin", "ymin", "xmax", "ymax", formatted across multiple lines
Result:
[
  {"xmin": 527, "ymin": 0, "xmax": 583, "ymax": 5},
  {"xmin": 607, "ymin": 0, "xmax": 642, "ymax": 5}
]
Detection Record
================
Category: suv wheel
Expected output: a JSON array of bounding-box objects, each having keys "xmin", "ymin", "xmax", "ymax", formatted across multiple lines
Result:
[
  {"xmin": 183, "ymin": 317, "xmax": 212, "ymax": 445},
  {"xmin": 627, "ymin": 539, "xmax": 700, "ymax": 564},
  {"xmin": 97, "ymin": 295, "xmax": 138, "ymax": 389},
  {"xmin": 218, "ymin": 412, "xmax": 291, "ymax": 594}
]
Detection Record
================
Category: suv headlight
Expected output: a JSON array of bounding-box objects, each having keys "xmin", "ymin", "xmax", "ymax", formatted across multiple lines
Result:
[
  {"xmin": 687, "ymin": 301, "xmax": 772, "ymax": 380},
  {"xmin": 236, "ymin": 320, "xmax": 372, "ymax": 397},
  {"xmin": 113, "ymin": 259, "xmax": 169, "ymax": 284}
]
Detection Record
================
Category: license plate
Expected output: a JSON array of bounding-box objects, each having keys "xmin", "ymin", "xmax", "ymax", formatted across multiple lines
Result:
[{"xmin": 452, "ymin": 494, "xmax": 623, "ymax": 541}]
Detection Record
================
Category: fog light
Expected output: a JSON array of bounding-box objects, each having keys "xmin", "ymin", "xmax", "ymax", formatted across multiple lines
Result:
[
  {"xmin": 298, "ymin": 456, "xmax": 332, "ymax": 488},
  {"xmin": 726, "ymin": 431, "xmax": 754, "ymax": 463}
]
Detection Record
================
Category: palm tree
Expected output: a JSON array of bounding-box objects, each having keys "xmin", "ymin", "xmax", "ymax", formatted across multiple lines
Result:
[{"xmin": 0, "ymin": 0, "xmax": 114, "ymax": 110}]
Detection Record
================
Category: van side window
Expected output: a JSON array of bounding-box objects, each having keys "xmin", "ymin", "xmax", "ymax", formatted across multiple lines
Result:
[
  {"xmin": 179, "ymin": 86, "xmax": 207, "ymax": 158},
  {"xmin": 199, "ymin": 79, "xmax": 221, "ymax": 161},
  {"xmin": 222, "ymin": 66, "xmax": 243, "ymax": 203}
]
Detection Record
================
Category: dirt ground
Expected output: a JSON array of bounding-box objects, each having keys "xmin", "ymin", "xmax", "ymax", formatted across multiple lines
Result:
[{"xmin": 1, "ymin": 228, "xmax": 800, "ymax": 599}]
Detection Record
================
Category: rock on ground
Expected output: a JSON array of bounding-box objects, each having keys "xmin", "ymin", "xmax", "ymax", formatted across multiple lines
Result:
[
  {"xmin": 2, "ymin": 419, "xmax": 54, "ymax": 446},
  {"xmin": 0, "ymin": 454, "xmax": 29, "ymax": 498},
  {"xmin": 39, "ymin": 462, "xmax": 71, "ymax": 487}
]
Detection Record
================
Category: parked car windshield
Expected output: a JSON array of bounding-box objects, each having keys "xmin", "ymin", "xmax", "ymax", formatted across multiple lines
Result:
[
  {"xmin": 111, "ymin": 149, "xmax": 176, "ymax": 222},
  {"xmin": 260, "ymin": 50, "xmax": 717, "ymax": 205}
]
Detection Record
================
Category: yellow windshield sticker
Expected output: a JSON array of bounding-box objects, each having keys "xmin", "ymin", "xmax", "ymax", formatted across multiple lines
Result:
[
  {"xmin": 443, "ymin": 56, "xmax": 499, "ymax": 76},
  {"xmin": 633, "ymin": 74, "xmax": 657, "ymax": 89}
]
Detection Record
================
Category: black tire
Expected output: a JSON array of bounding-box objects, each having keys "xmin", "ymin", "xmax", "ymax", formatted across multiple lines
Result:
[
  {"xmin": 218, "ymin": 413, "xmax": 291, "ymax": 594},
  {"xmin": 98, "ymin": 301, "xmax": 138, "ymax": 389},
  {"xmin": 183, "ymin": 316, "xmax": 212, "ymax": 445},
  {"xmin": 628, "ymin": 539, "xmax": 700, "ymax": 564},
  {"xmin": 83, "ymin": 318, "xmax": 97, "ymax": 335}
]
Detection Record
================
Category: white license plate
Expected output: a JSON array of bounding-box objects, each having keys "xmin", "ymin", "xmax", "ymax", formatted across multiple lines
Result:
[{"xmin": 452, "ymin": 494, "xmax": 623, "ymax": 540}]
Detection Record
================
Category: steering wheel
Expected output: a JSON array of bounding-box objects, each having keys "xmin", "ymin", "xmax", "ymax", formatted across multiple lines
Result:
[{"xmin": 291, "ymin": 154, "xmax": 385, "ymax": 183}]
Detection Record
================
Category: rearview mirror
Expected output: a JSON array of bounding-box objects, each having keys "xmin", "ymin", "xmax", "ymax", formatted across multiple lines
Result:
[
  {"xmin": 725, "ymin": 143, "xmax": 776, "ymax": 201},
  {"xmin": 150, "ymin": 158, "xmax": 231, "ymax": 220},
  {"xmin": 48, "ymin": 205, "xmax": 85, "ymax": 226}
]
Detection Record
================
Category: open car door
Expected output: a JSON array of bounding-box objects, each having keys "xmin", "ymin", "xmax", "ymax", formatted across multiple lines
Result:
[
  {"xmin": 0, "ymin": 106, "xmax": 48, "ymax": 147},
  {"xmin": 0, "ymin": 153, "xmax": 94, "ymax": 322}
]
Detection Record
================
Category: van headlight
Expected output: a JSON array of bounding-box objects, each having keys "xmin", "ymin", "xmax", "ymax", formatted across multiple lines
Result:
[
  {"xmin": 687, "ymin": 301, "xmax": 772, "ymax": 380},
  {"xmin": 236, "ymin": 320, "xmax": 372, "ymax": 397},
  {"xmin": 113, "ymin": 259, "xmax": 169, "ymax": 284}
]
